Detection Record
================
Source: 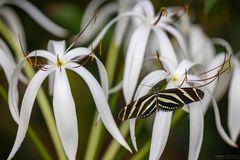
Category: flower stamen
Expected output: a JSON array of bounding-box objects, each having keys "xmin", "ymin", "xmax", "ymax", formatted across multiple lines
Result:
[{"xmin": 153, "ymin": 7, "xmax": 168, "ymax": 25}]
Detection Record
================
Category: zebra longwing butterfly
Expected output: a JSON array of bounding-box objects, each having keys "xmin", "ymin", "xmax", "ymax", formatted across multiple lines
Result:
[{"xmin": 118, "ymin": 86, "xmax": 204, "ymax": 121}]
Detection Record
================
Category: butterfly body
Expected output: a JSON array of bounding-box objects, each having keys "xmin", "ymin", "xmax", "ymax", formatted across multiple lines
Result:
[{"xmin": 118, "ymin": 87, "xmax": 204, "ymax": 121}]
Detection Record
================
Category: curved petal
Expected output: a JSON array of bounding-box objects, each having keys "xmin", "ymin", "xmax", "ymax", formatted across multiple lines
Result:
[
  {"xmin": 95, "ymin": 57, "xmax": 109, "ymax": 97},
  {"xmin": 153, "ymin": 28, "xmax": 178, "ymax": 67},
  {"xmin": 130, "ymin": 70, "xmax": 167, "ymax": 151},
  {"xmin": 189, "ymin": 25, "xmax": 215, "ymax": 65},
  {"xmin": 132, "ymin": 0, "xmax": 154, "ymax": 19},
  {"xmin": 109, "ymin": 81, "xmax": 122, "ymax": 95},
  {"xmin": 228, "ymin": 58, "xmax": 240, "ymax": 142},
  {"xmin": 47, "ymin": 40, "xmax": 66, "ymax": 57},
  {"xmin": 188, "ymin": 102, "xmax": 204, "ymax": 160},
  {"xmin": 206, "ymin": 53, "xmax": 231, "ymax": 101},
  {"xmin": 81, "ymin": 0, "xmax": 106, "ymax": 26},
  {"xmin": 123, "ymin": 24, "xmax": 151, "ymax": 103},
  {"xmin": 8, "ymin": 61, "xmax": 25, "ymax": 123},
  {"xmin": 159, "ymin": 24, "xmax": 187, "ymax": 57},
  {"xmin": 149, "ymin": 111, "xmax": 172, "ymax": 160},
  {"xmin": 206, "ymin": 89, "xmax": 238, "ymax": 147},
  {"xmin": 0, "ymin": 48, "xmax": 17, "ymax": 82},
  {"xmin": 78, "ymin": 2, "xmax": 118, "ymax": 45},
  {"xmin": 62, "ymin": 47, "xmax": 91, "ymax": 62},
  {"xmin": 66, "ymin": 62, "xmax": 131, "ymax": 152},
  {"xmin": 174, "ymin": 59, "xmax": 197, "ymax": 75},
  {"xmin": 2, "ymin": 0, "xmax": 68, "ymax": 37},
  {"xmin": 7, "ymin": 66, "xmax": 55, "ymax": 160},
  {"xmin": 212, "ymin": 38, "xmax": 233, "ymax": 54},
  {"xmin": 27, "ymin": 50, "xmax": 56, "ymax": 62},
  {"xmin": 53, "ymin": 69, "xmax": 78, "ymax": 160},
  {"xmin": 0, "ymin": 7, "xmax": 27, "ymax": 49},
  {"xmin": 89, "ymin": 12, "xmax": 144, "ymax": 49}
]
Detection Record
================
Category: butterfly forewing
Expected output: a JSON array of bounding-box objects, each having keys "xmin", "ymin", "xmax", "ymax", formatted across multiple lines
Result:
[
  {"xmin": 118, "ymin": 94, "xmax": 157, "ymax": 121},
  {"xmin": 118, "ymin": 87, "xmax": 204, "ymax": 121}
]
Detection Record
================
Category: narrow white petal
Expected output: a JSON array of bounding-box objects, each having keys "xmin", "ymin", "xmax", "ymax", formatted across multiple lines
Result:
[
  {"xmin": 3, "ymin": 0, "xmax": 68, "ymax": 37},
  {"xmin": 27, "ymin": 50, "xmax": 56, "ymax": 62},
  {"xmin": 47, "ymin": 40, "xmax": 66, "ymax": 57},
  {"xmin": 62, "ymin": 47, "xmax": 91, "ymax": 62},
  {"xmin": 115, "ymin": 8, "xmax": 129, "ymax": 46},
  {"xmin": 53, "ymin": 69, "xmax": 78, "ymax": 160},
  {"xmin": 206, "ymin": 89, "xmax": 238, "ymax": 147},
  {"xmin": 188, "ymin": 103, "xmax": 204, "ymax": 160},
  {"xmin": 130, "ymin": 70, "xmax": 167, "ymax": 152},
  {"xmin": 174, "ymin": 59, "xmax": 196, "ymax": 75},
  {"xmin": 189, "ymin": 25, "xmax": 215, "ymax": 65},
  {"xmin": 228, "ymin": 58, "xmax": 240, "ymax": 142},
  {"xmin": 149, "ymin": 111, "xmax": 172, "ymax": 160},
  {"xmin": 212, "ymin": 38, "xmax": 233, "ymax": 55},
  {"xmin": 8, "ymin": 61, "xmax": 25, "ymax": 123},
  {"xmin": 109, "ymin": 81, "xmax": 122, "ymax": 95},
  {"xmin": 81, "ymin": 0, "xmax": 106, "ymax": 26},
  {"xmin": 0, "ymin": 48, "xmax": 16, "ymax": 82},
  {"xmin": 89, "ymin": 12, "xmax": 144, "ymax": 49},
  {"xmin": 0, "ymin": 7, "xmax": 27, "ymax": 49},
  {"xmin": 95, "ymin": 57, "xmax": 109, "ymax": 97},
  {"xmin": 123, "ymin": 25, "xmax": 151, "ymax": 103},
  {"xmin": 7, "ymin": 67, "xmax": 54, "ymax": 160},
  {"xmin": 153, "ymin": 28, "xmax": 178, "ymax": 66},
  {"xmin": 133, "ymin": 0, "xmax": 154, "ymax": 18},
  {"xmin": 66, "ymin": 63, "xmax": 131, "ymax": 152},
  {"xmin": 160, "ymin": 24, "xmax": 187, "ymax": 56},
  {"xmin": 79, "ymin": 3, "xmax": 118, "ymax": 44},
  {"xmin": 206, "ymin": 53, "xmax": 231, "ymax": 101}
]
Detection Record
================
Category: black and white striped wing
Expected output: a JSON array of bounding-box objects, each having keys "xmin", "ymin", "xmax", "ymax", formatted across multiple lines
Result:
[
  {"xmin": 157, "ymin": 88, "xmax": 204, "ymax": 111},
  {"xmin": 118, "ymin": 94, "xmax": 158, "ymax": 121}
]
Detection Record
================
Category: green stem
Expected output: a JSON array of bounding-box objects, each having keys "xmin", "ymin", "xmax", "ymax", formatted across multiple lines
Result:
[
  {"xmin": 0, "ymin": 84, "xmax": 8, "ymax": 101},
  {"xmin": 27, "ymin": 127, "xmax": 52, "ymax": 160},
  {"xmin": 0, "ymin": 83, "xmax": 51, "ymax": 160},
  {"xmin": 0, "ymin": 20, "xmax": 66, "ymax": 160},
  {"xmin": 131, "ymin": 110, "xmax": 185, "ymax": 160},
  {"xmin": 84, "ymin": 35, "xmax": 121, "ymax": 160},
  {"xmin": 102, "ymin": 121, "xmax": 129, "ymax": 160}
]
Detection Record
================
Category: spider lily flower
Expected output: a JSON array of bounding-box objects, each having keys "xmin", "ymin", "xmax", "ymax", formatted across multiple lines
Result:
[
  {"xmin": 121, "ymin": 1, "xmax": 188, "ymax": 105},
  {"xmin": 0, "ymin": 0, "xmax": 68, "ymax": 48},
  {"xmin": 78, "ymin": 0, "xmax": 147, "ymax": 46},
  {"xmin": 129, "ymin": 56, "xmax": 236, "ymax": 160},
  {"xmin": 7, "ymin": 40, "xmax": 131, "ymax": 160},
  {"xmin": 128, "ymin": 59, "xmax": 203, "ymax": 160}
]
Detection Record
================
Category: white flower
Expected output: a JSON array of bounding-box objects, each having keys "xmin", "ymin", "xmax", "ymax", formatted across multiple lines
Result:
[
  {"xmin": 7, "ymin": 40, "xmax": 131, "ymax": 160},
  {"xmin": 0, "ymin": 0, "xmax": 68, "ymax": 48},
  {"xmin": 79, "ymin": 0, "xmax": 147, "ymax": 46},
  {"xmin": 122, "ymin": 1, "xmax": 188, "ymax": 104},
  {"xmin": 128, "ymin": 59, "xmax": 203, "ymax": 160},
  {"xmin": 129, "ymin": 57, "xmax": 237, "ymax": 160}
]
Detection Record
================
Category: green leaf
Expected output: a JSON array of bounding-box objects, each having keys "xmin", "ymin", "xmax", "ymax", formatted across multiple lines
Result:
[{"xmin": 204, "ymin": 0, "xmax": 218, "ymax": 14}]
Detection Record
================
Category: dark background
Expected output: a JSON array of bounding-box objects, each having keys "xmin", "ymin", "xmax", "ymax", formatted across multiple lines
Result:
[{"xmin": 0, "ymin": 0, "xmax": 240, "ymax": 159}]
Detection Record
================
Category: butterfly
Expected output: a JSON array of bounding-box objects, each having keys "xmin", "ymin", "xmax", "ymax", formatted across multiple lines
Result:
[{"xmin": 118, "ymin": 86, "xmax": 204, "ymax": 121}]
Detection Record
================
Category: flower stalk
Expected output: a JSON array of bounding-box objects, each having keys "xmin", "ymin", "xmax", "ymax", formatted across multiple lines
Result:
[{"xmin": 84, "ymin": 35, "xmax": 121, "ymax": 160}]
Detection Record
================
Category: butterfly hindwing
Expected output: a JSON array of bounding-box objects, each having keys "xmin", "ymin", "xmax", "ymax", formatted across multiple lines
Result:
[{"xmin": 157, "ymin": 88, "xmax": 204, "ymax": 111}]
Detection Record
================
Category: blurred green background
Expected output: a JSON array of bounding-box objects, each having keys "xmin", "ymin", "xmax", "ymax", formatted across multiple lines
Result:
[{"xmin": 0, "ymin": 0, "xmax": 240, "ymax": 159}]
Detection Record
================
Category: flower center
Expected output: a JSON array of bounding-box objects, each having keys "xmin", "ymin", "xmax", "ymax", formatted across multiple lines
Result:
[
  {"xmin": 171, "ymin": 74, "xmax": 179, "ymax": 82},
  {"xmin": 56, "ymin": 55, "xmax": 65, "ymax": 70},
  {"xmin": 57, "ymin": 59, "xmax": 64, "ymax": 67}
]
